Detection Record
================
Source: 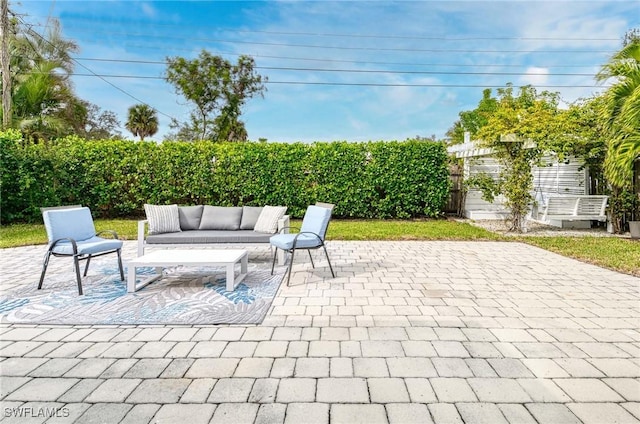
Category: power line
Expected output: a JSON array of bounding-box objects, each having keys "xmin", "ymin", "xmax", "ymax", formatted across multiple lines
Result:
[
  {"xmin": 28, "ymin": 17, "xmax": 621, "ymax": 42},
  {"xmin": 62, "ymin": 73, "xmax": 609, "ymax": 88},
  {"xmin": 72, "ymin": 57, "xmax": 600, "ymax": 77},
  {"xmin": 41, "ymin": 29, "xmax": 616, "ymax": 54},
  {"xmin": 109, "ymin": 45, "xmax": 606, "ymax": 69},
  {"xmin": 14, "ymin": 15, "xmax": 176, "ymax": 121}
]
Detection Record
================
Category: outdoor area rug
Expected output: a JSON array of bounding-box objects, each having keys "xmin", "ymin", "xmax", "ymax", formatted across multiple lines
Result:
[{"xmin": 0, "ymin": 264, "xmax": 285, "ymax": 325}]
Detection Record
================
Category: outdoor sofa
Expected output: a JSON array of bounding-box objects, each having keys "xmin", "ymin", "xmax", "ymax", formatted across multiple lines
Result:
[{"xmin": 137, "ymin": 205, "xmax": 289, "ymax": 262}]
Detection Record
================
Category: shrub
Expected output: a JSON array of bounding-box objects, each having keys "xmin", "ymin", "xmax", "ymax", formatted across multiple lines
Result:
[{"xmin": 0, "ymin": 133, "xmax": 450, "ymax": 223}]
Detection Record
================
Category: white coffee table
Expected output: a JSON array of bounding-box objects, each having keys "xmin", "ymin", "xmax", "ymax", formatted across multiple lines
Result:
[{"xmin": 126, "ymin": 249, "xmax": 248, "ymax": 293}]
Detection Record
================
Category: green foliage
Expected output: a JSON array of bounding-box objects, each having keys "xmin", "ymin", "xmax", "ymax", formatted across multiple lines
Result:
[
  {"xmin": 596, "ymin": 36, "xmax": 640, "ymax": 189},
  {"xmin": 126, "ymin": 104, "xmax": 159, "ymax": 141},
  {"xmin": 165, "ymin": 51, "xmax": 266, "ymax": 142},
  {"xmin": 0, "ymin": 133, "xmax": 450, "ymax": 223}
]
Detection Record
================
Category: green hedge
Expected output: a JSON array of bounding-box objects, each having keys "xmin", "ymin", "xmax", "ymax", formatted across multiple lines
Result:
[{"xmin": 1, "ymin": 131, "xmax": 451, "ymax": 223}]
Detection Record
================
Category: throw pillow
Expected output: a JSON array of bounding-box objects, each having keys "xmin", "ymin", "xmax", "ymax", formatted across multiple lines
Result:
[
  {"xmin": 254, "ymin": 205, "xmax": 288, "ymax": 233},
  {"xmin": 144, "ymin": 204, "xmax": 181, "ymax": 235},
  {"xmin": 199, "ymin": 206, "xmax": 243, "ymax": 230},
  {"xmin": 178, "ymin": 205, "xmax": 204, "ymax": 231},
  {"xmin": 240, "ymin": 206, "xmax": 264, "ymax": 230}
]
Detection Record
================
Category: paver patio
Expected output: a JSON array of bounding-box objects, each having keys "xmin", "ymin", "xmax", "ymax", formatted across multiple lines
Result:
[{"xmin": 0, "ymin": 240, "xmax": 638, "ymax": 423}]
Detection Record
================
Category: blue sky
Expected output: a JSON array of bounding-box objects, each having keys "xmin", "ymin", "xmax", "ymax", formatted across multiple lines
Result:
[{"xmin": 16, "ymin": 1, "xmax": 640, "ymax": 142}]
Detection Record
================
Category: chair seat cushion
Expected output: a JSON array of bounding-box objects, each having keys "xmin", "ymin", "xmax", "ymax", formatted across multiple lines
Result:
[
  {"xmin": 51, "ymin": 236, "xmax": 123, "ymax": 255},
  {"xmin": 270, "ymin": 233, "xmax": 322, "ymax": 250}
]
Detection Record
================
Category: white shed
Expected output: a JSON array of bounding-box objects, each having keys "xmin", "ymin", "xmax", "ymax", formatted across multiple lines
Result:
[{"xmin": 448, "ymin": 141, "xmax": 597, "ymax": 228}]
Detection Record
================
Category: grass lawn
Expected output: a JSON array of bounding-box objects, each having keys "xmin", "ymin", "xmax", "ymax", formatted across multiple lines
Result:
[{"xmin": 1, "ymin": 218, "xmax": 638, "ymax": 277}]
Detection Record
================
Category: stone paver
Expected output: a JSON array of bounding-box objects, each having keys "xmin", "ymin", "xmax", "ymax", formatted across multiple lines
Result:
[{"xmin": 0, "ymin": 240, "xmax": 638, "ymax": 424}]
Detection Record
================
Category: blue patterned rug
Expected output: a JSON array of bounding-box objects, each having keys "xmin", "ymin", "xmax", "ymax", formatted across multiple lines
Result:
[{"xmin": 0, "ymin": 264, "xmax": 284, "ymax": 325}]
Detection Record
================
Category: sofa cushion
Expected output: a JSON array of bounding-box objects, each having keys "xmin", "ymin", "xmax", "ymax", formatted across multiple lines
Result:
[
  {"xmin": 144, "ymin": 204, "xmax": 181, "ymax": 235},
  {"xmin": 146, "ymin": 230, "xmax": 272, "ymax": 244},
  {"xmin": 254, "ymin": 205, "xmax": 288, "ymax": 234},
  {"xmin": 199, "ymin": 206, "xmax": 243, "ymax": 230},
  {"xmin": 240, "ymin": 206, "xmax": 264, "ymax": 230},
  {"xmin": 179, "ymin": 205, "xmax": 204, "ymax": 230}
]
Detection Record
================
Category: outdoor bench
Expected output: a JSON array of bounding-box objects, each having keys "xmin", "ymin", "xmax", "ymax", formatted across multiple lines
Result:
[{"xmin": 536, "ymin": 195, "xmax": 608, "ymax": 223}]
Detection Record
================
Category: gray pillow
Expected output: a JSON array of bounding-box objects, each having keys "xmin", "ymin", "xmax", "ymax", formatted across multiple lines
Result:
[
  {"xmin": 240, "ymin": 206, "xmax": 264, "ymax": 230},
  {"xmin": 198, "ymin": 206, "xmax": 243, "ymax": 230},
  {"xmin": 178, "ymin": 205, "xmax": 204, "ymax": 230}
]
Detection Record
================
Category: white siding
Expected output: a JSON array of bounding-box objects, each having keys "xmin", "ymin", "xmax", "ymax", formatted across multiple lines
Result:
[{"xmin": 463, "ymin": 155, "xmax": 588, "ymax": 217}]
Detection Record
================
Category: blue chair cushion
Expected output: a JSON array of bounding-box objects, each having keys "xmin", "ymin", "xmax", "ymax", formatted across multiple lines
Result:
[
  {"xmin": 270, "ymin": 233, "xmax": 322, "ymax": 250},
  {"xmin": 300, "ymin": 206, "xmax": 331, "ymax": 238},
  {"xmin": 51, "ymin": 236, "xmax": 123, "ymax": 255},
  {"xmin": 43, "ymin": 207, "xmax": 96, "ymax": 242}
]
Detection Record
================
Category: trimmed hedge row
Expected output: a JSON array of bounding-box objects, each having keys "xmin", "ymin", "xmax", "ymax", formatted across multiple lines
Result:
[{"xmin": 1, "ymin": 131, "xmax": 451, "ymax": 223}]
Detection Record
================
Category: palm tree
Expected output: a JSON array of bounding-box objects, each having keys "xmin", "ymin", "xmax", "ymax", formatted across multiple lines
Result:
[
  {"xmin": 126, "ymin": 104, "xmax": 159, "ymax": 141},
  {"xmin": 596, "ymin": 37, "xmax": 640, "ymax": 188}
]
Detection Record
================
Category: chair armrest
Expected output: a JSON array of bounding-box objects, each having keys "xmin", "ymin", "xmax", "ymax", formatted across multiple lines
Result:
[
  {"xmin": 278, "ymin": 215, "xmax": 290, "ymax": 234},
  {"xmin": 277, "ymin": 225, "xmax": 300, "ymax": 234},
  {"xmin": 96, "ymin": 229, "xmax": 120, "ymax": 240},
  {"xmin": 137, "ymin": 220, "xmax": 148, "ymax": 257}
]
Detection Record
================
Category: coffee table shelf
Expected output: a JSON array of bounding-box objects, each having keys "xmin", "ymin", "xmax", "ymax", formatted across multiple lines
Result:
[{"xmin": 126, "ymin": 249, "xmax": 248, "ymax": 293}]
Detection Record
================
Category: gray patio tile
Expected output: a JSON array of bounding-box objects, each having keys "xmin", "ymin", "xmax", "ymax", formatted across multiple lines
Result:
[
  {"xmin": 487, "ymin": 358, "xmax": 535, "ymax": 378},
  {"xmin": 188, "ymin": 341, "xmax": 227, "ymax": 357},
  {"xmin": 234, "ymin": 358, "xmax": 274, "ymax": 378},
  {"xmin": 75, "ymin": 403, "xmax": 132, "ymax": 424},
  {"xmin": 0, "ymin": 376, "xmax": 30, "ymax": 400},
  {"xmin": 295, "ymin": 357, "xmax": 329, "ymax": 377},
  {"xmin": 367, "ymin": 378, "xmax": 409, "ymax": 402},
  {"xmin": 386, "ymin": 403, "xmax": 432, "ymax": 424},
  {"xmin": 208, "ymin": 378, "xmax": 254, "ymax": 403},
  {"xmin": 120, "ymin": 404, "xmax": 161, "ymax": 424},
  {"xmin": 0, "ymin": 358, "xmax": 48, "ymax": 376},
  {"xmin": 153, "ymin": 404, "xmax": 215, "ymax": 424},
  {"xmin": 276, "ymin": 378, "xmax": 316, "ymax": 403},
  {"xmin": 180, "ymin": 378, "xmax": 216, "ymax": 403},
  {"xmin": 248, "ymin": 378, "xmax": 279, "ymax": 403},
  {"xmin": 5, "ymin": 378, "xmax": 79, "ymax": 402},
  {"xmin": 220, "ymin": 341, "xmax": 258, "ymax": 357},
  {"xmin": 210, "ymin": 403, "xmax": 257, "ymax": 424},
  {"xmin": 123, "ymin": 358, "xmax": 171, "ymax": 378},
  {"xmin": 330, "ymin": 404, "xmax": 388, "ymax": 424},
  {"xmin": 604, "ymin": 378, "xmax": 640, "ymax": 402},
  {"xmin": 316, "ymin": 378, "xmax": 369, "ymax": 403},
  {"xmin": 554, "ymin": 378, "xmax": 625, "ymax": 402},
  {"xmin": 432, "ymin": 357, "xmax": 474, "ymax": 377},
  {"xmin": 456, "ymin": 403, "xmax": 509, "ymax": 424},
  {"xmin": 100, "ymin": 342, "xmax": 143, "ymax": 358},
  {"xmin": 386, "ymin": 358, "xmax": 437, "ymax": 377},
  {"xmin": 84, "ymin": 378, "xmax": 141, "ymax": 403},
  {"xmin": 166, "ymin": 341, "xmax": 195, "ymax": 358},
  {"xmin": 285, "ymin": 403, "xmax": 329, "ymax": 424},
  {"xmin": 126, "ymin": 379, "xmax": 190, "ymax": 403},
  {"xmin": 498, "ymin": 404, "xmax": 537, "ymax": 424},
  {"xmin": 160, "ymin": 358, "xmax": 194, "ymax": 378},
  {"xmin": 567, "ymin": 403, "xmax": 639, "ymax": 424},
  {"xmin": 526, "ymin": 403, "xmax": 582, "ymax": 424},
  {"xmin": 517, "ymin": 378, "xmax": 572, "ymax": 402},
  {"xmin": 428, "ymin": 403, "xmax": 463, "ymax": 424},
  {"xmin": 256, "ymin": 403, "xmax": 287, "ymax": 424},
  {"xmin": 185, "ymin": 358, "xmax": 239, "ymax": 378},
  {"xmin": 57, "ymin": 379, "xmax": 103, "ymax": 403}
]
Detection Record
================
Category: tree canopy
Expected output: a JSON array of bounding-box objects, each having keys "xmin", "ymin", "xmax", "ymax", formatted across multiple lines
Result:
[{"xmin": 165, "ymin": 51, "xmax": 266, "ymax": 142}]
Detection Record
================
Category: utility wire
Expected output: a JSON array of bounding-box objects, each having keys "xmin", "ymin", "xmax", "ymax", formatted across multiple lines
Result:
[
  {"xmin": 27, "ymin": 18, "xmax": 621, "ymax": 42},
  {"xmin": 62, "ymin": 73, "xmax": 608, "ymax": 88},
  {"xmin": 72, "ymin": 57, "xmax": 600, "ymax": 77},
  {"xmin": 15, "ymin": 15, "xmax": 176, "ymax": 120},
  {"xmin": 76, "ymin": 55, "xmax": 602, "ymax": 69},
  {"xmin": 39, "ymin": 29, "xmax": 615, "ymax": 54}
]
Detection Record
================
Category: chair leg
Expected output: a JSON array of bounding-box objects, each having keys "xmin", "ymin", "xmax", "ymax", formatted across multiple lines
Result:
[
  {"xmin": 117, "ymin": 249, "xmax": 125, "ymax": 280},
  {"xmin": 286, "ymin": 248, "xmax": 295, "ymax": 286},
  {"xmin": 38, "ymin": 251, "xmax": 52, "ymax": 290},
  {"xmin": 308, "ymin": 250, "xmax": 315, "ymax": 268},
  {"xmin": 83, "ymin": 255, "xmax": 92, "ymax": 276},
  {"xmin": 73, "ymin": 255, "xmax": 84, "ymax": 295},
  {"xmin": 271, "ymin": 247, "xmax": 278, "ymax": 275},
  {"xmin": 322, "ymin": 243, "xmax": 336, "ymax": 278}
]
